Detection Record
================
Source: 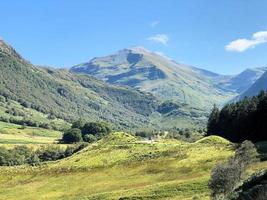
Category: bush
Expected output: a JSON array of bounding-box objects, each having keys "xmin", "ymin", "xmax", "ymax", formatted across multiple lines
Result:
[
  {"xmin": 37, "ymin": 146, "xmax": 65, "ymax": 162},
  {"xmin": 62, "ymin": 128, "xmax": 83, "ymax": 143},
  {"xmin": 81, "ymin": 122, "xmax": 111, "ymax": 138},
  {"xmin": 209, "ymin": 140, "xmax": 259, "ymax": 199},
  {"xmin": 71, "ymin": 119, "xmax": 86, "ymax": 129},
  {"xmin": 83, "ymin": 134, "xmax": 97, "ymax": 143},
  {"xmin": 64, "ymin": 143, "xmax": 88, "ymax": 157},
  {"xmin": 0, "ymin": 146, "xmax": 39, "ymax": 166}
]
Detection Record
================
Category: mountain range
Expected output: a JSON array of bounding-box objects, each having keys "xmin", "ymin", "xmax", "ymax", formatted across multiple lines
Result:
[
  {"xmin": 71, "ymin": 46, "xmax": 267, "ymax": 108},
  {"xmin": 1, "ymin": 39, "xmax": 267, "ymax": 129}
]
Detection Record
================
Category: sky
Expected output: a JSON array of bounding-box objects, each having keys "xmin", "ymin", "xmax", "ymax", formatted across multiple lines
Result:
[{"xmin": 1, "ymin": 0, "xmax": 267, "ymax": 74}]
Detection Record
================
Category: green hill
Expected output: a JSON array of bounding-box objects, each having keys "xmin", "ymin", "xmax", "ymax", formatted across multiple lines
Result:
[
  {"xmin": 0, "ymin": 40, "xmax": 161, "ymax": 130},
  {"xmin": 71, "ymin": 47, "xmax": 237, "ymax": 109},
  {"xmin": 0, "ymin": 133, "xmax": 237, "ymax": 200}
]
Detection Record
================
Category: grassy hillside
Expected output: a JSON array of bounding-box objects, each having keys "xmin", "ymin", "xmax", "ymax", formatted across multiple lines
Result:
[
  {"xmin": 0, "ymin": 121, "xmax": 62, "ymax": 145},
  {"xmin": 71, "ymin": 47, "xmax": 238, "ymax": 109},
  {"xmin": 0, "ymin": 40, "xmax": 161, "ymax": 130},
  {"xmin": 0, "ymin": 132, "xmax": 237, "ymax": 200}
]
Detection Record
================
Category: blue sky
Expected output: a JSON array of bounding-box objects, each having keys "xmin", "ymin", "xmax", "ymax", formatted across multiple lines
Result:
[{"xmin": 1, "ymin": 0, "xmax": 267, "ymax": 74}]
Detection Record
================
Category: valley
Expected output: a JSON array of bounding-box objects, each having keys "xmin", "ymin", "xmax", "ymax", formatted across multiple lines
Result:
[{"xmin": 0, "ymin": 36, "xmax": 267, "ymax": 200}]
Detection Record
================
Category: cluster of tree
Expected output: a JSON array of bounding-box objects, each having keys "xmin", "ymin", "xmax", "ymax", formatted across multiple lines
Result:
[
  {"xmin": 62, "ymin": 120, "xmax": 111, "ymax": 144},
  {"xmin": 0, "ymin": 143, "xmax": 87, "ymax": 166},
  {"xmin": 209, "ymin": 141, "xmax": 259, "ymax": 200},
  {"xmin": 134, "ymin": 128, "xmax": 205, "ymax": 142},
  {"xmin": 5, "ymin": 107, "xmax": 25, "ymax": 117},
  {"xmin": 207, "ymin": 91, "xmax": 267, "ymax": 142},
  {"xmin": 0, "ymin": 115, "xmax": 63, "ymax": 131}
]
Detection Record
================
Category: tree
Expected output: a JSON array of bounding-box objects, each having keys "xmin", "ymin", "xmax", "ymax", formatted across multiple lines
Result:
[
  {"xmin": 71, "ymin": 118, "xmax": 86, "ymax": 129},
  {"xmin": 234, "ymin": 140, "xmax": 259, "ymax": 171},
  {"xmin": 62, "ymin": 128, "xmax": 83, "ymax": 143},
  {"xmin": 209, "ymin": 140, "xmax": 259, "ymax": 199},
  {"xmin": 207, "ymin": 90, "xmax": 267, "ymax": 142},
  {"xmin": 83, "ymin": 134, "xmax": 97, "ymax": 143},
  {"xmin": 209, "ymin": 160, "xmax": 241, "ymax": 200},
  {"xmin": 81, "ymin": 122, "xmax": 111, "ymax": 138},
  {"xmin": 207, "ymin": 104, "xmax": 220, "ymax": 135}
]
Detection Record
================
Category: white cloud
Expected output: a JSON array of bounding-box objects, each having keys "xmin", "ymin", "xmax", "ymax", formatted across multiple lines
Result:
[
  {"xmin": 147, "ymin": 34, "xmax": 169, "ymax": 45},
  {"xmin": 150, "ymin": 21, "xmax": 160, "ymax": 28},
  {"xmin": 225, "ymin": 30, "xmax": 267, "ymax": 52}
]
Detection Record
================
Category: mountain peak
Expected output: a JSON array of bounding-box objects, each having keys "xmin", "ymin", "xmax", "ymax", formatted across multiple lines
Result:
[{"xmin": 125, "ymin": 46, "xmax": 152, "ymax": 54}]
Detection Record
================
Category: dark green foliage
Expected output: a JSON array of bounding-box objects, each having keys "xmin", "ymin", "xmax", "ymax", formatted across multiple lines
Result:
[
  {"xmin": 36, "ymin": 146, "xmax": 66, "ymax": 161},
  {"xmin": 83, "ymin": 134, "xmax": 97, "ymax": 143},
  {"xmin": 135, "ymin": 130, "xmax": 155, "ymax": 139},
  {"xmin": 0, "ymin": 143, "xmax": 88, "ymax": 166},
  {"xmin": 0, "ymin": 146, "xmax": 40, "ymax": 166},
  {"xmin": 157, "ymin": 101, "xmax": 180, "ymax": 114},
  {"xmin": 207, "ymin": 104, "xmax": 220, "ymax": 135},
  {"xmin": 207, "ymin": 91, "xmax": 267, "ymax": 142},
  {"xmin": 71, "ymin": 119, "xmax": 86, "ymax": 129},
  {"xmin": 62, "ymin": 128, "xmax": 83, "ymax": 143},
  {"xmin": 62, "ymin": 121, "xmax": 111, "ymax": 143},
  {"xmin": 81, "ymin": 122, "xmax": 111, "ymax": 138},
  {"xmin": 64, "ymin": 143, "xmax": 88, "ymax": 157},
  {"xmin": 209, "ymin": 141, "xmax": 259, "ymax": 199},
  {"xmin": 230, "ymin": 170, "xmax": 267, "ymax": 200}
]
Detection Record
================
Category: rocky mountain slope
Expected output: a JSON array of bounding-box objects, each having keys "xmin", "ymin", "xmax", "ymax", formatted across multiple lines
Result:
[{"xmin": 71, "ymin": 47, "xmax": 266, "ymax": 109}]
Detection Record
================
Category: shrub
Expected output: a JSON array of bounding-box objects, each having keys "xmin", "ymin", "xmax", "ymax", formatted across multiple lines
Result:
[
  {"xmin": 209, "ymin": 140, "xmax": 259, "ymax": 199},
  {"xmin": 71, "ymin": 119, "xmax": 86, "ymax": 129},
  {"xmin": 81, "ymin": 122, "xmax": 111, "ymax": 138},
  {"xmin": 37, "ymin": 146, "xmax": 65, "ymax": 162},
  {"xmin": 83, "ymin": 134, "xmax": 97, "ymax": 143},
  {"xmin": 62, "ymin": 128, "xmax": 83, "ymax": 143}
]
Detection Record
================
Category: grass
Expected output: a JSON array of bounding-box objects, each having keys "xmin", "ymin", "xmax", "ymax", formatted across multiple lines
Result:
[
  {"xmin": 0, "ymin": 121, "xmax": 62, "ymax": 144},
  {"xmin": 0, "ymin": 132, "xmax": 241, "ymax": 200},
  {"xmin": 0, "ymin": 100, "xmax": 69, "ymax": 130}
]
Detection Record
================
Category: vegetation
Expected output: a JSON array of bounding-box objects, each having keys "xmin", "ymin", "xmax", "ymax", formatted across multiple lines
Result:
[
  {"xmin": 0, "ymin": 121, "xmax": 62, "ymax": 144},
  {"xmin": 0, "ymin": 133, "xmax": 240, "ymax": 200},
  {"xmin": 209, "ymin": 141, "xmax": 259, "ymax": 200},
  {"xmin": 0, "ymin": 41, "xmax": 162, "ymax": 131},
  {"xmin": 230, "ymin": 170, "xmax": 267, "ymax": 200},
  {"xmin": 62, "ymin": 121, "xmax": 111, "ymax": 143},
  {"xmin": 207, "ymin": 90, "xmax": 267, "ymax": 142},
  {"xmin": 62, "ymin": 128, "xmax": 83, "ymax": 143},
  {"xmin": 0, "ymin": 143, "xmax": 87, "ymax": 166}
]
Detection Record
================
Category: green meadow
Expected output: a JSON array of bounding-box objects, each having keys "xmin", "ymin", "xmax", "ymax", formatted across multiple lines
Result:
[
  {"xmin": 1, "ymin": 132, "xmax": 266, "ymax": 200},
  {"xmin": 0, "ymin": 121, "xmax": 62, "ymax": 145}
]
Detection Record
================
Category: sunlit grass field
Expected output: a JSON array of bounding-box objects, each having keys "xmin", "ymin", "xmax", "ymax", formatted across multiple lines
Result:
[
  {"xmin": 0, "ymin": 121, "xmax": 62, "ymax": 145},
  {"xmin": 0, "ymin": 132, "xmax": 265, "ymax": 200}
]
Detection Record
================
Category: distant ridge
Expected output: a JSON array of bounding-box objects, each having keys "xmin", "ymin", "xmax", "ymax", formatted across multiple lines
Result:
[{"xmin": 71, "ymin": 46, "xmax": 267, "ymax": 109}]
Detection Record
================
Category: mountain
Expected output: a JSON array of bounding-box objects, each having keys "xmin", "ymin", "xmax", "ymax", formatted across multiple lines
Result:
[
  {"xmin": 217, "ymin": 67, "xmax": 267, "ymax": 94},
  {"xmin": 71, "ymin": 47, "xmax": 237, "ymax": 109},
  {"xmin": 0, "ymin": 40, "xmax": 162, "ymax": 130},
  {"xmin": 237, "ymin": 70, "xmax": 267, "ymax": 100}
]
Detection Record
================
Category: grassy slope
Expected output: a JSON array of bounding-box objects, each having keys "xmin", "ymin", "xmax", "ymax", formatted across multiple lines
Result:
[
  {"xmin": 0, "ymin": 133, "xmax": 239, "ymax": 200},
  {"xmin": 0, "ymin": 40, "xmax": 160, "ymax": 130},
  {"xmin": 0, "ymin": 99, "xmax": 69, "ymax": 129},
  {"xmin": 0, "ymin": 121, "xmax": 62, "ymax": 145}
]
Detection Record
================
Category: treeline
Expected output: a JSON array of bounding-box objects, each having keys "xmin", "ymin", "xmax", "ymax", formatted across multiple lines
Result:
[
  {"xmin": 0, "ymin": 115, "xmax": 61, "ymax": 130},
  {"xmin": 207, "ymin": 90, "xmax": 267, "ymax": 142},
  {"xmin": 0, "ymin": 144, "xmax": 87, "ymax": 166}
]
